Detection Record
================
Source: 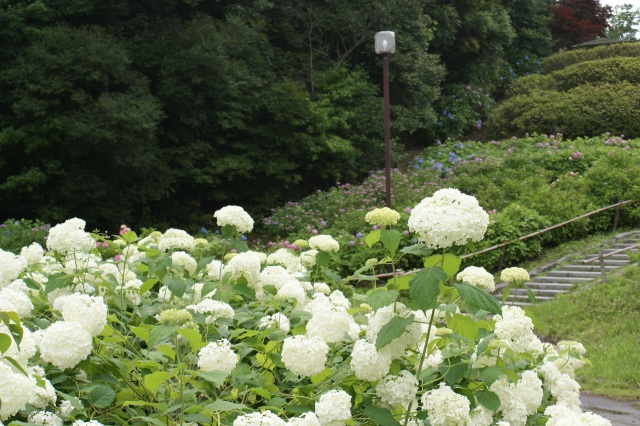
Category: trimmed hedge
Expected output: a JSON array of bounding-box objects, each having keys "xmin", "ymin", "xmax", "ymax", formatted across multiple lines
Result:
[
  {"xmin": 487, "ymin": 82, "xmax": 640, "ymax": 139},
  {"xmin": 542, "ymin": 41, "xmax": 640, "ymax": 73},
  {"xmin": 553, "ymin": 56, "xmax": 640, "ymax": 91}
]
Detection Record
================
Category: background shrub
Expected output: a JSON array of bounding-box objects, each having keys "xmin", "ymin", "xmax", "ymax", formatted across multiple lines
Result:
[
  {"xmin": 553, "ymin": 56, "xmax": 640, "ymax": 90},
  {"xmin": 541, "ymin": 40, "xmax": 640, "ymax": 73}
]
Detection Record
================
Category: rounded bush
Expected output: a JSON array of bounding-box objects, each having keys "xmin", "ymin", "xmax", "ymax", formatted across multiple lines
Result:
[
  {"xmin": 553, "ymin": 56, "xmax": 640, "ymax": 91},
  {"xmin": 542, "ymin": 41, "xmax": 640, "ymax": 73}
]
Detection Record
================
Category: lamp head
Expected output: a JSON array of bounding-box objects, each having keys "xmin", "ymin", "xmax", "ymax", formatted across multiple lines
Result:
[{"xmin": 375, "ymin": 31, "xmax": 396, "ymax": 55}]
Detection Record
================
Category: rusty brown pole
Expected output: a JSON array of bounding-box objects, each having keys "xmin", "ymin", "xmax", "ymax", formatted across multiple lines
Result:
[{"xmin": 382, "ymin": 53, "xmax": 391, "ymax": 208}]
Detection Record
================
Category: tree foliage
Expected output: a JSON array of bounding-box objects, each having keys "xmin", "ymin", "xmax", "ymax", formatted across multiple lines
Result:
[
  {"xmin": 607, "ymin": 4, "xmax": 640, "ymax": 41},
  {"xmin": 549, "ymin": 0, "xmax": 612, "ymax": 51}
]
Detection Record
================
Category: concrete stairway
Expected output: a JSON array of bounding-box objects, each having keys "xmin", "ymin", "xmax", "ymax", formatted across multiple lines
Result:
[{"xmin": 495, "ymin": 230, "xmax": 640, "ymax": 306}]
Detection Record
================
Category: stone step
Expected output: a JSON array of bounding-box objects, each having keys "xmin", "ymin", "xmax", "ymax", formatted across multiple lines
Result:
[
  {"xmin": 543, "ymin": 270, "xmax": 601, "ymax": 278},
  {"xmin": 526, "ymin": 282, "xmax": 577, "ymax": 291},
  {"xmin": 532, "ymin": 276, "xmax": 594, "ymax": 283},
  {"xmin": 509, "ymin": 287, "xmax": 572, "ymax": 297},
  {"xmin": 561, "ymin": 264, "xmax": 620, "ymax": 272}
]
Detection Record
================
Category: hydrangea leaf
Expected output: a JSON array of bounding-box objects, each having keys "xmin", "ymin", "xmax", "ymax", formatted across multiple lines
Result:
[
  {"xmin": 388, "ymin": 274, "xmax": 411, "ymax": 291},
  {"xmin": 399, "ymin": 244, "xmax": 432, "ymax": 257},
  {"xmin": 380, "ymin": 229, "xmax": 402, "ymax": 256},
  {"xmin": 0, "ymin": 333, "xmax": 11, "ymax": 354},
  {"xmin": 424, "ymin": 253, "xmax": 461, "ymax": 279},
  {"xmin": 454, "ymin": 282, "xmax": 502, "ymax": 315},
  {"xmin": 440, "ymin": 355, "xmax": 468, "ymax": 385},
  {"xmin": 165, "ymin": 277, "xmax": 186, "ymax": 298},
  {"xmin": 177, "ymin": 328, "xmax": 204, "ymax": 353},
  {"xmin": 221, "ymin": 224, "xmax": 234, "ymax": 238},
  {"xmin": 365, "ymin": 229, "xmax": 381, "ymax": 248},
  {"xmin": 363, "ymin": 405, "xmax": 401, "ymax": 426},
  {"xmin": 476, "ymin": 390, "xmax": 501, "ymax": 411},
  {"xmin": 44, "ymin": 272, "xmax": 73, "ymax": 295},
  {"xmin": 479, "ymin": 366, "xmax": 512, "ymax": 386},
  {"xmin": 375, "ymin": 314, "xmax": 415, "ymax": 350},
  {"xmin": 366, "ymin": 289, "xmax": 399, "ymax": 310},
  {"xmin": 144, "ymin": 371, "xmax": 173, "ymax": 397},
  {"xmin": 205, "ymin": 400, "xmax": 249, "ymax": 412},
  {"xmin": 85, "ymin": 384, "xmax": 116, "ymax": 409},
  {"xmin": 409, "ymin": 267, "xmax": 446, "ymax": 311},
  {"xmin": 121, "ymin": 230, "xmax": 138, "ymax": 243},
  {"xmin": 148, "ymin": 325, "xmax": 178, "ymax": 348}
]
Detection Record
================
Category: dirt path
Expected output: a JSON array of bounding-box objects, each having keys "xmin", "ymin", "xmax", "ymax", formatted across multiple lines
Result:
[{"xmin": 580, "ymin": 392, "xmax": 640, "ymax": 425}]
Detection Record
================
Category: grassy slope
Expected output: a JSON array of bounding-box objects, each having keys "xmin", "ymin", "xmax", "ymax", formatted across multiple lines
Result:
[{"xmin": 525, "ymin": 238, "xmax": 640, "ymax": 401}]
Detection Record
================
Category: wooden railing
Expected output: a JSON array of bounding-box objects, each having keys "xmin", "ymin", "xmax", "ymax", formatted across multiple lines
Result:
[
  {"xmin": 583, "ymin": 242, "xmax": 639, "ymax": 282},
  {"xmin": 372, "ymin": 199, "xmax": 635, "ymax": 279}
]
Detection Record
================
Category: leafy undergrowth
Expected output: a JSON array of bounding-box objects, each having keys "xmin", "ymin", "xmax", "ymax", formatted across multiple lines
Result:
[{"xmin": 527, "ymin": 262, "xmax": 640, "ymax": 401}]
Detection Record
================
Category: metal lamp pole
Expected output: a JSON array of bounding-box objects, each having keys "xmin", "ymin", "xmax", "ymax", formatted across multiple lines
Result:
[{"xmin": 375, "ymin": 31, "xmax": 395, "ymax": 208}]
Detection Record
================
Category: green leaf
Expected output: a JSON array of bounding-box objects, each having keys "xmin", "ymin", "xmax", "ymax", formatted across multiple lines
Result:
[
  {"xmin": 136, "ymin": 416, "xmax": 167, "ymax": 426},
  {"xmin": 501, "ymin": 285, "xmax": 512, "ymax": 303},
  {"xmin": 366, "ymin": 289, "xmax": 399, "ymax": 310},
  {"xmin": 194, "ymin": 370, "xmax": 228, "ymax": 386},
  {"xmin": 221, "ymin": 224, "xmax": 234, "ymax": 238},
  {"xmin": 3, "ymin": 356, "xmax": 28, "ymax": 376},
  {"xmin": 139, "ymin": 278, "xmax": 158, "ymax": 295},
  {"xmin": 205, "ymin": 399, "xmax": 248, "ymax": 412},
  {"xmin": 525, "ymin": 285, "xmax": 537, "ymax": 304},
  {"xmin": 449, "ymin": 314, "xmax": 480, "ymax": 341},
  {"xmin": 475, "ymin": 333, "xmax": 496, "ymax": 356},
  {"xmin": 479, "ymin": 366, "xmax": 506, "ymax": 387},
  {"xmin": 148, "ymin": 325, "xmax": 178, "ymax": 348},
  {"xmin": 363, "ymin": 405, "xmax": 401, "ymax": 426},
  {"xmin": 0, "ymin": 333, "xmax": 12, "ymax": 354},
  {"xmin": 122, "ymin": 230, "xmax": 138, "ymax": 243},
  {"xmin": 85, "ymin": 384, "xmax": 115, "ymax": 409},
  {"xmin": 365, "ymin": 229, "xmax": 381, "ymax": 247},
  {"xmin": 409, "ymin": 267, "xmax": 446, "ymax": 311},
  {"xmin": 130, "ymin": 325, "xmax": 151, "ymax": 344},
  {"xmin": 380, "ymin": 229, "xmax": 402, "ymax": 256},
  {"xmin": 315, "ymin": 251, "xmax": 331, "ymax": 267},
  {"xmin": 424, "ymin": 253, "xmax": 461, "ymax": 279},
  {"xmin": 399, "ymin": 244, "xmax": 432, "ymax": 257},
  {"xmin": 44, "ymin": 273, "xmax": 73, "ymax": 295},
  {"xmin": 454, "ymin": 282, "xmax": 502, "ymax": 315},
  {"xmin": 164, "ymin": 277, "xmax": 186, "ymax": 297},
  {"xmin": 376, "ymin": 314, "xmax": 415, "ymax": 350},
  {"xmin": 476, "ymin": 390, "xmax": 501, "ymax": 411},
  {"xmin": 310, "ymin": 368, "xmax": 332, "ymax": 385},
  {"xmin": 177, "ymin": 328, "xmax": 204, "ymax": 353},
  {"xmin": 144, "ymin": 371, "xmax": 173, "ymax": 397},
  {"xmin": 440, "ymin": 356, "xmax": 468, "ymax": 385}
]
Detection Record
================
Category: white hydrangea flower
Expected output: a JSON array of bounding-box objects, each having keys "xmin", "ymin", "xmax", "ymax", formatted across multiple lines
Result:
[
  {"xmin": 500, "ymin": 267, "xmax": 530, "ymax": 283},
  {"xmin": 328, "ymin": 290, "xmax": 350, "ymax": 309},
  {"xmin": 408, "ymin": 188, "xmax": 489, "ymax": 249},
  {"xmin": 0, "ymin": 287, "xmax": 33, "ymax": 318},
  {"xmin": 57, "ymin": 293, "xmax": 108, "ymax": 337},
  {"xmin": 287, "ymin": 412, "xmax": 321, "ymax": 426},
  {"xmin": 0, "ymin": 249, "xmax": 28, "ymax": 288},
  {"xmin": 187, "ymin": 299, "xmax": 234, "ymax": 324},
  {"xmin": 259, "ymin": 313, "xmax": 291, "ymax": 334},
  {"xmin": 214, "ymin": 205, "xmax": 254, "ymax": 234},
  {"xmin": 366, "ymin": 303, "xmax": 423, "ymax": 360},
  {"xmin": 0, "ymin": 363, "xmax": 37, "ymax": 420},
  {"xmin": 46, "ymin": 218, "xmax": 96, "ymax": 255},
  {"xmin": 197, "ymin": 339, "xmax": 238, "ymax": 377},
  {"xmin": 0, "ymin": 325, "xmax": 36, "ymax": 368},
  {"xmin": 300, "ymin": 250, "xmax": 319, "ymax": 268},
  {"xmin": 260, "ymin": 265, "xmax": 293, "ymax": 289},
  {"xmin": 267, "ymin": 248, "xmax": 305, "ymax": 273},
  {"xmin": 315, "ymin": 390, "xmax": 352, "ymax": 425},
  {"xmin": 350, "ymin": 339, "xmax": 392, "ymax": 381},
  {"xmin": 27, "ymin": 367, "xmax": 57, "ymax": 409},
  {"xmin": 20, "ymin": 242, "xmax": 45, "ymax": 266},
  {"xmin": 307, "ymin": 305, "xmax": 356, "ymax": 343},
  {"xmin": 120, "ymin": 278, "xmax": 148, "ymax": 305},
  {"xmin": 225, "ymin": 251, "xmax": 262, "ymax": 284},
  {"xmin": 313, "ymin": 282, "xmax": 330, "ymax": 295},
  {"xmin": 456, "ymin": 266, "xmax": 495, "ymax": 292},
  {"xmin": 494, "ymin": 305, "xmax": 543, "ymax": 355},
  {"xmin": 545, "ymin": 405, "xmax": 611, "ymax": 426},
  {"xmin": 308, "ymin": 235, "xmax": 340, "ymax": 252},
  {"xmin": 191, "ymin": 282, "xmax": 216, "ymax": 302},
  {"xmin": 281, "ymin": 335, "xmax": 329, "ymax": 377},
  {"xmin": 171, "ymin": 251, "xmax": 198, "ymax": 276},
  {"xmin": 421, "ymin": 382, "xmax": 471, "ymax": 425},
  {"xmin": 28, "ymin": 411, "xmax": 63, "ymax": 426},
  {"xmin": 469, "ymin": 405, "xmax": 493, "ymax": 426},
  {"xmin": 158, "ymin": 228, "xmax": 195, "ymax": 252},
  {"xmin": 233, "ymin": 411, "xmax": 286, "ymax": 426},
  {"xmin": 71, "ymin": 421, "xmax": 105, "ymax": 426},
  {"xmin": 365, "ymin": 207, "xmax": 401, "ymax": 227},
  {"xmin": 276, "ymin": 279, "xmax": 307, "ymax": 307},
  {"xmin": 39, "ymin": 321, "xmax": 93, "ymax": 370},
  {"xmin": 375, "ymin": 370, "xmax": 419, "ymax": 409},
  {"xmin": 58, "ymin": 399, "xmax": 75, "ymax": 417},
  {"xmin": 206, "ymin": 259, "xmax": 225, "ymax": 281}
]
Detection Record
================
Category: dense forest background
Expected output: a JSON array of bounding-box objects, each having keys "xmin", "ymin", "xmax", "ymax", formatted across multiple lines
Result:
[{"xmin": 0, "ymin": 0, "xmax": 635, "ymax": 232}]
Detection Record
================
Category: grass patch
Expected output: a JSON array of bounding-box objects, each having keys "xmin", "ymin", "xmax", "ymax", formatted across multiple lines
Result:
[{"xmin": 527, "ymin": 261, "xmax": 640, "ymax": 401}]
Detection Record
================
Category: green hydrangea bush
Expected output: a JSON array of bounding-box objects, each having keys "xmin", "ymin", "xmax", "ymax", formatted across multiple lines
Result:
[{"xmin": 0, "ymin": 191, "xmax": 613, "ymax": 425}]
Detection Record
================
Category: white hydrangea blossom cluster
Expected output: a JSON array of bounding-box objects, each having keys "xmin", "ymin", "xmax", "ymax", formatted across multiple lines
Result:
[
  {"xmin": 224, "ymin": 251, "xmax": 262, "ymax": 285},
  {"xmin": 308, "ymin": 235, "xmax": 340, "ymax": 252},
  {"xmin": 490, "ymin": 370, "xmax": 543, "ymax": 425},
  {"xmin": 56, "ymin": 293, "xmax": 108, "ymax": 336},
  {"xmin": 421, "ymin": 382, "xmax": 471, "ymax": 425},
  {"xmin": 306, "ymin": 294, "xmax": 358, "ymax": 343},
  {"xmin": 28, "ymin": 411, "xmax": 63, "ymax": 426},
  {"xmin": 349, "ymin": 339, "xmax": 392, "ymax": 381},
  {"xmin": 214, "ymin": 205, "xmax": 254, "ymax": 233},
  {"xmin": 456, "ymin": 266, "xmax": 495, "ymax": 292},
  {"xmin": 364, "ymin": 207, "xmax": 401, "ymax": 227},
  {"xmin": 365, "ymin": 303, "xmax": 422, "ymax": 359},
  {"xmin": 171, "ymin": 251, "xmax": 198, "ymax": 276},
  {"xmin": 38, "ymin": 321, "xmax": 94, "ymax": 370},
  {"xmin": 233, "ymin": 411, "xmax": 286, "ymax": 425},
  {"xmin": 157, "ymin": 228, "xmax": 195, "ymax": 252},
  {"xmin": 408, "ymin": 188, "xmax": 489, "ymax": 249},
  {"xmin": 500, "ymin": 266, "xmax": 530, "ymax": 283},
  {"xmin": 266, "ymin": 248, "xmax": 305, "ymax": 273},
  {"xmin": 0, "ymin": 249, "xmax": 28, "ymax": 288},
  {"xmin": 46, "ymin": 218, "xmax": 95, "ymax": 255},
  {"xmin": 493, "ymin": 305, "xmax": 543, "ymax": 355},
  {"xmin": 259, "ymin": 313, "xmax": 291, "ymax": 334},
  {"xmin": 187, "ymin": 299, "xmax": 234, "ymax": 324},
  {"xmin": 20, "ymin": 242, "xmax": 45, "ymax": 266},
  {"xmin": 545, "ymin": 405, "xmax": 611, "ymax": 425},
  {"xmin": 315, "ymin": 390, "xmax": 352, "ymax": 425},
  {"xmin": 281, "ymin": 335, "xmax": 329, "ymax": 377},
  {"xmin": 375, "ymin": 370, "xmax": 419, "ymax": 410},
  {"xmin": 0, "ymin": 284, "xmax": 34, "ymax": 318},
  {"xmin": 197, "ymin": 339, "xmax": 238, "ymax": 376}
]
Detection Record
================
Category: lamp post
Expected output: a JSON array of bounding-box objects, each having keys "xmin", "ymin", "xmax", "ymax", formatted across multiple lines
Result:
[{"xmin": 375, "ymin": 31, "xmax": 395, "ymax": 208}]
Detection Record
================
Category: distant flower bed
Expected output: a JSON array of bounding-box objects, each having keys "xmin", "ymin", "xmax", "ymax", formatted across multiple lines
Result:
[{"xmin": 0, "ymin": 194, "xmax": 612, "ymax": 425}]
